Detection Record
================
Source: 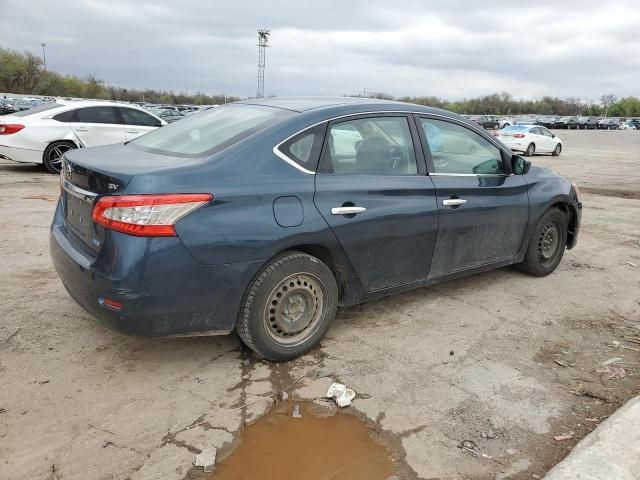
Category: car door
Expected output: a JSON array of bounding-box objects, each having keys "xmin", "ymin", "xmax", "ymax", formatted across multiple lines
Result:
[
  {"xmin": 416, "ymin": 116, "xmax": 530, "ymax": 278},
  {"xmin": 313, "ymin": 114, "xmax": 439, "ymax": 292},
  {"xmin": 118, "ymin": 107, "xmax": 163, "ymax": 141},
  {"xmin": 530, "ymin": 127, "xmax": 549, "ymax": 152},
  {"xmin": 69, "ymin": 106, "xmax": 125, "ymax": 147},
  {"xmin": 539, "ymin": 127, "xmax": 556, "ymax": 151}
]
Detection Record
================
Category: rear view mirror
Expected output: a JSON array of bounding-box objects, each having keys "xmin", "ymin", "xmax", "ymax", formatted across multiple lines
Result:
[{"xmin": 511, "ymin": 155, "xmax": 531, "ymax": 175}]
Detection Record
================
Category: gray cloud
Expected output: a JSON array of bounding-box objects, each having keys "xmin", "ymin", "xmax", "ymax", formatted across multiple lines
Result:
[{"xmin": 0, "ymin": 0, "xmax": 638, "ymax": 100}]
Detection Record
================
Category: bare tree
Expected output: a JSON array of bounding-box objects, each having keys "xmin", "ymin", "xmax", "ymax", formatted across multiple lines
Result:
[{"xmin": 600, "ymin": 94, "xmax": 618, "ymax": 117}]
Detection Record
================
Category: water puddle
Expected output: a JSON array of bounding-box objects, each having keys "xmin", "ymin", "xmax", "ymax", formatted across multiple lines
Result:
[{"xmin": 204, "ymin": 401, "xmax": 402, "ymax": 480}]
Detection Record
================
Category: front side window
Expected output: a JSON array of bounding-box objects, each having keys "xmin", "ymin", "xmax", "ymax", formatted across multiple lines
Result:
[
  {"xmin": 321, "ymin": 116, "xmax": 417, "ymax": 175},
  {"xmin": 75, "ymin": 106, "xmax": 119, "ymax": 124},
  {"xmin": 131, "ymin": 104, "xmax": 292, "ymax": 156},
  {"xmin": 420, "ymin": 118, "xmax": 504, "ymax": 175},
  {"xmin": 119, "ymin": 108, "xmax": 161, "ymax": 127}
]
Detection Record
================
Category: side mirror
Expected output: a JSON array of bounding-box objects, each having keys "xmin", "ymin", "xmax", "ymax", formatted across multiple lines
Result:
[
  {"xmin": 551, "ymin": 134, "xmax": 556, "ymax": 138},
  {"xmin": 511, "ymin": 155, "xmax": 532, "ymax": 174}
]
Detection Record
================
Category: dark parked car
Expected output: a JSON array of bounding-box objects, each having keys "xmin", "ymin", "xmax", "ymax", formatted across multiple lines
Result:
[
  {"xmin": 584, "ymin": 117, "xmax": 599, "ymax": 129},
  {"xmin": 555, "ymin": 116, "xmax": 574, "ymax": 129},
  {"xmin": 598, "ymin": 118, "xmax": 619, "ymax": 130},
  {"xmin": 50, "ymin": 98, "xmax": 582, "ymax": 361},
  {"xmin": 538, "ymin": 116, "xmax": 558, "ymax": 129},
  {"xmin": 148, "ymin": 108, "xmax": 186, "ymax": 123},
  {"xmin": 469, "ymin": 115, "xmax": 500, "ymax": 129}
]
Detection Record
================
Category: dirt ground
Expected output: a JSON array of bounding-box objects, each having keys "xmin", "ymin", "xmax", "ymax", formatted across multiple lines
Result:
[{"xmin": 1, "ymin": 129, "xmax": 639, "ymax": 480}]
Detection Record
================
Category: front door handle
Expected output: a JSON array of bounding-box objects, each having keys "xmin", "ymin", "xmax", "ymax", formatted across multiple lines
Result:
[
  {"xmin": 126, "ymin": 130, "xmax": 140, "ymax": 134},
  {"xmin": 442, "ymin": 198, "xmax": 467, "ymax": 206},
  {"xmin": 331, "ymin": 206, "xmax": 366, "ymax": 215},
  {"xmin": 74, "ymin": 127, "xmax": 89, "ymax": 132}
]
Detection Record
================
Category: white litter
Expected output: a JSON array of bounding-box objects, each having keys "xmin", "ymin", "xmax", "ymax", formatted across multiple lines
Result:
[
  {"xmin": 194, "ymin": 447, "xmax": 217, "ymax": 473},
  {"xmin": 602, "ymin": 357, "xmax": 622, "ymax": 366},
  {"xmin": 292, "ymin": 404, "xmax": 302, "ymax": 418},
  {"xmin": 326, "ymin": 382, "xmax": 356, "ymax": 407}
]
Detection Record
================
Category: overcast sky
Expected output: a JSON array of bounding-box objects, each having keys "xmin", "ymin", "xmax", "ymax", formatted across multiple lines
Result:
[{"xmin": 1, "ymin": 0, "xmax": 638, "ymax": 100}]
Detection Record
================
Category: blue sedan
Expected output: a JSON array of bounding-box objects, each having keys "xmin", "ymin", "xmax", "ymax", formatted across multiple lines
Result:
[{"xmin": 50, "ymin": 97, "xmax": 582, "ymax": 361}]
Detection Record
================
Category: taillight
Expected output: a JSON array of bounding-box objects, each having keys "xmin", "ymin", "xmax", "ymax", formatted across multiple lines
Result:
[
  {"xmin": 0, "ymin": 124, "xmax": 25, "ymax": 135},
  {"xmin": 513, "ymin": 133, "xmax": 526, "ymax": 138},
  {"xmin": 92, "ymin": 193, "xmax": 213, "ymax": 237}
]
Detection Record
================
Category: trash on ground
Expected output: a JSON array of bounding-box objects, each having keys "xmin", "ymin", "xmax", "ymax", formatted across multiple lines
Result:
[
  {"xmin": 326, "ymin": 382, "xmax": 356, "ymax": 407},
  {"xmin": 622, "ymin": 261, "xmax": 638, "ymax": 267},
  {"xmin": 312, "ymin": 367, "xmax": 335, "ymax": 379},
  {"xmin": 554, "ymin": 359, "xmax": 573, "ymax": 368},
  {"xmin": 280, "ymin": 391, "xmax": 289, "ymax": 401},
  {"xmin": 194, "ymin": 447, "xmax": 217, "ymax": 473},
  {"xmin": 601, "ymin": 357, "xmax": 622, "ymax": 366},
  {"xmin": 553, "ymin": 434, "xmax": 574, "ymax": 442},
  {"xmin": 292, "ymin": 404, "xmax": 302, "ymax": 418},
  {"xmin": 597, "ymin": 366, "xmax": 626, "ymax": 379}
]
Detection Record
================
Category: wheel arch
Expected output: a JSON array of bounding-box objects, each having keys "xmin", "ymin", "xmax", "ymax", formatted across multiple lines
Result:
[
  {"xmin": 547, "ymin": 200, "xmax": 578, "ymax": 248},
  {"xmin": 42, "ymin": 139, "xmax": 79, "ymax": 162},
  {"xmin": 275, "ymin": 244, "xmax": 353, "ymax": 304}
]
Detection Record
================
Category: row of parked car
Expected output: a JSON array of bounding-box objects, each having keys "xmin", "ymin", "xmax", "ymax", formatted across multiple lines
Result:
[{"xmin": 466, "ymin": 114, "xmax": 639, "ymax": 131}]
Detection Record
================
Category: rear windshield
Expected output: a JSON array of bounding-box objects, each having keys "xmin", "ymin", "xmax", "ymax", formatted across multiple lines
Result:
[
  {"xmin": 130, "ymin": 104, "xmax": 293, "ymax": 156},
  {"xmin": 12, "ymin": 102, "xmax": 60, "ymax": 116},
  {"xmin": 503, "ymin": 125, "xmax": 529, "ymax": 131}
]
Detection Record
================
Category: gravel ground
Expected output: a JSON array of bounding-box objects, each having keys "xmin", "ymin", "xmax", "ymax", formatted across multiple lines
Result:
[{"xmin": 1, "ymin": 129, "xmax": 639, "ymax": 479}]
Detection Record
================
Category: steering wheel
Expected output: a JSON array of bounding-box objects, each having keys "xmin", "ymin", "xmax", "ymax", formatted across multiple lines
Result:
[{"xmin": 389, "ymin": 146, "xmax": 408, "ymax": 171}]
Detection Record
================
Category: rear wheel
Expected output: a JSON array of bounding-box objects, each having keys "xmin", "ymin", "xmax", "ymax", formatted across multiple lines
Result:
[
  {"xmin": 515, "ymin": 208, "xmax": 568, "ymax": 276},
  {"xmin": 236, "ymin": 252, "xmax": 338, "ymax": 361},
  {"xmin": 524, "ymin": 143, "xmax": 535, "ymax": 157},
  {"xmin": 552, "ymin": 144, "xmax": 562, "ymax": 156},
  {"xmin": 43, "ymin": 141, "xmax": 76, "ymax": 174}
]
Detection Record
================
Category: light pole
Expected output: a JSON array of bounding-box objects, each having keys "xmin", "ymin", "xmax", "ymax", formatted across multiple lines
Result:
[{"xmin": 41, "ymin": 42, "xmax": 47, "ymax": 72}]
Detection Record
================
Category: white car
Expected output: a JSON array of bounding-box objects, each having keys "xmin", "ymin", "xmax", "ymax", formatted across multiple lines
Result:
[
  {"xmin": 619, "ymin": 122, "xmax": 637, "ymax": 130},
  {"xmin": 499, "ymin": 117, "xmax": 513, "ymax": 129},
  {"xmin": 492, "ymin": 125, "xmax": 563, "ymax": 157},
  {"xmin": 0, "ymin": 100, "xmax": 166, "ymax": 173}
]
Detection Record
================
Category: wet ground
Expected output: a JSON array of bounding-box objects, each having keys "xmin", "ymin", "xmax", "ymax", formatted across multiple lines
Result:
[
  {"xmin": 202, "ymin": 400, "xmax": 397, "ymax": 480},
  {"xmin": 1, "ymin": 130, "xmax": 639, "ymax": 479}
]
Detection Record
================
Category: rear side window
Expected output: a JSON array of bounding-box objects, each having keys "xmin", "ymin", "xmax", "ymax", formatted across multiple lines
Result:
[
  {"xmin": 131, "ymin": 104, "xmax": 293, "ymax": 156},
  {"xmin": 277, "ymin": 124, "xmax": 326, "ymax": 172},
  {"xmin": 420, "ymin": 118, "xmax": 504, "ymax": 175},
  {"xmin": 53, "ymin": 110, "xmax": 75, "ymax": 122},
  {"xmin": 119, "ymin": 108, "xmax": 161, "ymax": 127},
  {"xmin": 74, "ymin": 107, "xmax": 119, "ymax": 124}
]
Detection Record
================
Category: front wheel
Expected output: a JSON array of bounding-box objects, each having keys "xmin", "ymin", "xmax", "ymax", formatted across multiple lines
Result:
[
  {"xmin": 236, "ymin": 252, "xmax": 338, "ymax": 361},
  {"xmin": 515, "ymin": 208, "xmax": 568, "ymax": 277},
  {"xmin": 552, "ymin": 144, "xmax": 562, "ymax": 156},
  {"xmin": 524, "ymin": 143, "xmax": 535, "ymax": 157},
  {"xmin": 43, "ymin": 141, "xmax": 76, "ymax": 174}
]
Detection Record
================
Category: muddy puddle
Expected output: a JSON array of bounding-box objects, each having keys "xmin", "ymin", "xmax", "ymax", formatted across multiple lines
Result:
[{"xmin": 203, "ymin": 401, "xmax": 402, "ymax": 480}]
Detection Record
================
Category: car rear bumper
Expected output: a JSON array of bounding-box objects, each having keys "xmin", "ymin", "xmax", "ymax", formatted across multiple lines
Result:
[
  {"xmin": 50, "ymin": 200, "xmax": 260, "ymax": 336},
  {"xmin": 0, "ymin": 144, "xmax": 43, "ymax": 164}
]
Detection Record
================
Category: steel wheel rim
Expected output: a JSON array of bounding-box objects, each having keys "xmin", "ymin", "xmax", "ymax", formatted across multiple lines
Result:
[
  {"xmin": 263, "ymin": 273, "xmax": 325, "ymax": 345},
  {"xmin": 538, "ymin": 223, "xmax": 560, "ymax": 262},
  {"xmin": 48, "ymin": 144, "xmax": 73, "ymax": 170}
]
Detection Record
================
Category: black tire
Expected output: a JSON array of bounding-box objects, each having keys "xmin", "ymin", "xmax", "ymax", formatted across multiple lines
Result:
[
  {"xmin": 524, "ymin": 143, "xmax": 535, "ymax": 157},
  {"xmin": 552, "ymin": 144, "xmax": 562, "ymax": 156},
  {"xmin": 503, "ymin": 123, "xmax": 510, "ymax": 128},
  {"xmin": 515, "ymin": 208, "xmax": 568, "ymax": 277},
  {"xmin": 236, "ymin": 251, "xmax": 338, "ymax": 361},
  {"xmin": 43, "ymin": 141, "xmax": 76, "ymax": 174}
]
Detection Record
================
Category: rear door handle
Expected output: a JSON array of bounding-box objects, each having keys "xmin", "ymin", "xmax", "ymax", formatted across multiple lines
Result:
[
  {"xmin": 442, "ymin": 199, "xmax": 467, "ymax": 206},
  {"xmin": 331, "ymin": 206, "xmax": 366, "ymax": 215},
  {"xmin": 126, "ymin": 130, "xmax": 140, "ymax": 134},
  {"xmin": 74, "ymin": 127, "xmax": 89, "ymax": 132}
]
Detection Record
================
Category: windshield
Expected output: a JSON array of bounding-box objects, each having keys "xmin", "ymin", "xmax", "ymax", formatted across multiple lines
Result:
[
  {"xmin": 12, "ymin": 102, "xmax": 60, "ymax": 116},
  {"xmin": 130, "ymin": 104, "xmax": 293, "ymax": 156}
]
